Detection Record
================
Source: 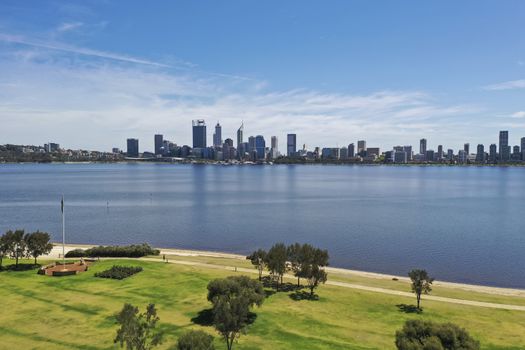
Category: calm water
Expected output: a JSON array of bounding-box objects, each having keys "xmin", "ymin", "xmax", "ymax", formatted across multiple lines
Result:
[{"xmin": 1, "ymin": 163, "xmax": 524, "ymax": 288}]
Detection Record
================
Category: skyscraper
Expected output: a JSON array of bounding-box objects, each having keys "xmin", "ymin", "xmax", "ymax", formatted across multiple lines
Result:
[
  {"xmin": 499, "ymin": 130, "xmax": 509, "ymax": 162},
  {"xmin": 403, "ymin": 146, "xmax": 413, "ymax": 161},
  {"xmin": 476, "ymin": 144, "xmax": 484, "ymax": 163},
  {"xmin": 464, "ymin": 143, "xmax": 470, "ymax": 155},
  {"xmin": 348, "ymin": 143, "xmax": 355, "ymax": 158},
  {"xmin": 213, "ymin": 122, "xmax": 222, "ymax": 147},
  {"xmin": 489, "ymin": 144, "xmax": 497, "ymax": 163},
  {"xmin": 255, "ymin": 135, "xmax": 266, "ymax": 160},
  {"xmin": 287, "ymin": 134, "xmax": 297, "ymax": 157},
  {"xmin": 154, "ymin": 134, "xmax": 163, "ymax": 155},
  {"xmin": 237, "ymin": 122, "xmax": 244, "ymax": 149},
  {"xmin": 419, "ymin": 138, "xmax": 427, "ymax": 155},
  {"xmin": 357, "ymin": 140, "xmax": 366, "ymax": 156},
  {"xmin": 437, "ymin": 145, "xmax": 443, "ymax": 160},
  {"xmin": 127, "ymin": 138, "xmax": 139, "ymax": 157},
  {"xmin": 270, "ymin": 136, "xmax": 278, "ymax": 159},
  {"xmin": 192, "ymin": 120, "xmax": 207, "ymax": 148},
  {"xmin": 521, "ymin": 137, "xmax": 525, "ymax": 160},
  {"xmin": 248, "ymin": 136, "xmax": 256, "ymax": 153}
]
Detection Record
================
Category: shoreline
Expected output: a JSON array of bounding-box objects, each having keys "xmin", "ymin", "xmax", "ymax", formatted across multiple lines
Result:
[{"xmin": 48, "ymin": 243, "xmax": 525, "ymax": 298}]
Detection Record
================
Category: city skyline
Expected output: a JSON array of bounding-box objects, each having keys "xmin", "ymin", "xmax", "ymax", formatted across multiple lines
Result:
[{"xmin": 1, "ymin": 1, "xmax": 525, "ymax": 150}]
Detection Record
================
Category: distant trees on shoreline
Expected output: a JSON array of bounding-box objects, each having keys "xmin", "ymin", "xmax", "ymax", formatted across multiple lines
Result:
[{"xmin": 0, "ymin": 229, "xmax": 53, "ymax": 268}]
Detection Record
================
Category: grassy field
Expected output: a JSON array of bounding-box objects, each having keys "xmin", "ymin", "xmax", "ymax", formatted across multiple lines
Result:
[{"xmin": 0, "ymin": 258, "xmax": 524, "ymax": 350}]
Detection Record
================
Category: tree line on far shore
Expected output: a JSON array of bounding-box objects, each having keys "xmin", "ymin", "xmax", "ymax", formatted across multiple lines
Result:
[{"xmin": 0, "ymin": 229, "xmax": 53, "ymax": 268}]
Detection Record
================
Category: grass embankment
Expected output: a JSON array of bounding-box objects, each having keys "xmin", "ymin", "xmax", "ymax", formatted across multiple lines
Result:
[{"xmin": 0, "ymin": 258, "xmax": 524, "ymax": 350}]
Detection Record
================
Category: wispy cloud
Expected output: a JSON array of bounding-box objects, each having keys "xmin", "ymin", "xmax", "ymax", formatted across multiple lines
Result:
[
  {"xmin": 483, "ymin": 79, "xmax": 525, "ymax": 91},
  {"xmin": 510, "ymin": 111, "xmax": 525, "ymax": 119},
  {"xmin": 57, "ymin": 22, "xmax": 84, "ymax": 32}
]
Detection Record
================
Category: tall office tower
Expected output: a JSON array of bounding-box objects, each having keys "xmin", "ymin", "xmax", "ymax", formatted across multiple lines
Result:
[
  {"xmin": 464, "ymin": 143, "xmax": 470, "ymax": 155},
  {"xmin": 499, "ymin": 130, "xmax": 509, "ymax": 161},
  {"xmin": 437, "ymin": 145, "xmax": 444, "ymax": 160},
  {"xmin": 458, "ymin": 150, "xmax": 467, "ymax": 163},
  {"xmin": 476, "ymin": 144, "xmax": 485, "ymax": 163},
  {"xmin": 287, "ymin": 134, "xmax": 297, "ymax": 157},
  {"xmin": 154, "ymin": 134, "xmax": 163, "ymax": 155},
  {"xmin": 248, "ymin": 136, "xmax": 256, "ymax": 153},
  {"xmin": 224, "ymin": 138, "xmax": 233, "ymax": 147},
  {"xmin": 357, "ymin": 140, "xmax": 366, "ymax": 156},
  {"xmin": 271, "ymin": 136, "xmax": 278, "ymax": 151},
  {"xmin": 348, "ymin": 143, "xmax": 355, "ymax": 158},
  {"xmin": 521, "ymin": 137, "xmax": 525, "ymax": 160},
  {"xmin": 419, "ymin": 138, "xmax": 427, "ymax": 155},
  {"xmin": 513, "ymin": 145, "xmax": 520, "ymax": 160},
  {"xmin": 425, "ymin": 150, "xmax": 435, "ymax": 162},
  {"xmin": 237, "ymin": 122, "xmax": 244, "ymax": 149},
  {"xmin": 192, "ymin": 119, "xmax": 207, "ymax": 148},
  {"xmin": 213, "ymin": 122, "xmax": 222, "ymax": 147},
  {"xmin": 339, "ymin": 147, "xmax": 348, "ymax": 159},
  {"xmin": 403, "ymin": 146, "xmax": 413, "ymax": 161},
  {"xmin": 447, "ymin": 149, "xmax": 454, "ymax": 160},
  {"xmin": 127, "ymin": 138, "xmax": 139, "ymax": 157},
  {"xmin": 255, "ymin": 135, "xmax": 266, "ymax": 160},
  {"xmin": 489, "ymin": 144, "xmax": 497, "ymax": 163}
]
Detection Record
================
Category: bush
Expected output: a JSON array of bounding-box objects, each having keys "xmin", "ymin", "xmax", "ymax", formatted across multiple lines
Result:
[
  {"xmin": 177, "ymin": 330, "xmax": 215, "ymax": 350},
  {"xmin": 65, "ymin": 244, "xmax": 159, "ymax": 258},
  {"xmin": 95, "ymin": 265, "xmax": 143, "ymax": 280}
]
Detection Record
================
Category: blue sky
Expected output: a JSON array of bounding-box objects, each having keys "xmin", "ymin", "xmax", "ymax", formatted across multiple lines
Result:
[{"xmin": 0, "ymin": 0, "xmax": 524, "ymax": 151}]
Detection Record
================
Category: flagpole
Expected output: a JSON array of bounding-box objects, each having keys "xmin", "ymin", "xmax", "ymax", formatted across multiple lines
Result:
[{"xmin": 62, "ymin": 195, "xmax": 65, "ymax": 268}]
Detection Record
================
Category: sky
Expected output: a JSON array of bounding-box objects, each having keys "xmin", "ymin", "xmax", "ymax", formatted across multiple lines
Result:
[{"xmin": 0, "ymin": 0, "xmax": 524, "ymax": 152}]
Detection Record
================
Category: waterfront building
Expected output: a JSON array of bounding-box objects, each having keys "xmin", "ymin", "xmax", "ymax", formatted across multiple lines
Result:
[
  {"xmin": 357, "ymin": 140, "xmax": 366, "ymax": 156},
  {"xmin": 366, "ymin": 147, "xmax": 380, "ymax": 157},
  {"xmin": 339, "ymin": 147, "xmax": 348, "ymax": 159},
  {"xmin": 458, "ymin": 150, "xmax": 467, "ymax": 163},
  {"xmin": 213, "ymin": 122, "xmax": 222, "ymax": 148},
  {"xmin": 154, "ymin": 134, "xmax": 163, "ymax": 155},
  {"xmin": 255, "ymin": 135, "xmax": 266, "ymax": 160},
  {"xmin": 489, "ymin": 144, "xmax": 497, "ymax": 163},
  {"xmin": 521, "ymin": 137, "xmax": 525, "ymax": 160},
  {"xmin": 425, "ymin": 150, "xmax": 435, "ymax": 162},
  {"xmin": 512, "ymin": 145, "xmax": 521, "ymax": 161},
  {"xmin": 44, "ymin": 143, "xmax": 60, "ymax": 153},
  {"xmin": 447, "ymin": 149, "xmax": 454, "ymax": 161},
  {"xmin": 476, "ymin": 144, "xmax": 485, "ymax": 163},
  {"xmin": 403, "ymin": 146, "xmax": 413, "ymax": 161},
  {"xmin": 348, "ymin": 143, "xmax": 355, "ymax": 158},
  {"xmin": 393, "ymin": 151, "xmax": 408, "ymax": 163},
  {"xmin": 437, "ymin": 145, "xmax": 444, "ymax": 160},
  {"xmin": 420, "ymin": 138, "xmax": 427, "ymax": 157},
  {"xmin": 464, "ymin": 143, "xmax": 470, "ymax": 155},
  {"xmin": 236, "ymin": 123, "xmax": 244, "ymax": 150},
  {"xmin": 248, "ymin": 136, "xmax": 256, "ymax": 154},
  {"xmin": 287, "ymin": 134, "xmax": 297, "ymax": 157},
  {"xmin": 499, "ymin": 130, "xmax": 509, "ymax": 162},
  {"xmin": 112, "ymin": 148, "xmax": 120, "ymax": 154},
  {"xmin": 126, "ymin": 138, "xmax": 139, "ymax": 157},
  {"xmin": 192, "ymin": 120, "xmax": 207, "ymax": 148},
  {"xmin": 224, "ymin": 138, "xmax": 233, "ymax": 147}
]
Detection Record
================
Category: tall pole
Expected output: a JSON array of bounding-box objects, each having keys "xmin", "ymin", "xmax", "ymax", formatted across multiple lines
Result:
[{"xmin": 62, "ymin": 195, "xmax": 65, "ymax": 268}]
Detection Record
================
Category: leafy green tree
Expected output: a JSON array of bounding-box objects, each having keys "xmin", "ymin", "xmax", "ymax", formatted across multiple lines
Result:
[
  {"xmin": 287, "ymin": 243, "xmax": 305, "ymax": 287},
  {"xmin": 207, "ymin": 276, "xmax": 265, "ymax": 350},
  {"xmin": 177, "ymin": 330, "xmax": 215, "ymax": 350},
  {"xmin": 24, "ymin": 231, "xmax": 53, "ymax": 264},
  {"xmin": 247, "ymin": 249, "xmax": 267, "ymax": 281},
  {"xmin": 395, "ymin": 319, "xmax": 480, "ymax": 350},
  {"xmin": 266, "ymin": 243, "xmax": 288, "ymax": 289},
  {"xmin": 114, "ymin": 303, "xmax": 163, "ymax": 350},
  {"xmin": 0, "ymin": 233, "xmax": 10, "ymax": 269},
  {"xmin": 4, "ymin": 229, "xmax": 26, "ymax": 268},
  {"xmin": 301, "ymin": 246, "xmax": 329, "ymax": 297},
  {"xmin": 408, "ymin": 269, "xmax": 434, "ymax": 310}
]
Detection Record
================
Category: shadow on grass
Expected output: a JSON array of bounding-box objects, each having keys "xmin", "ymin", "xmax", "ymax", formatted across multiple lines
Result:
[
  {"xmin": 191, "ymin": 308, "xmax": 257, "ymax": 327},
  {"xmin": 0, "ymin": 263, "xmax": 40, "ymax": 272},
  {"xmin": 396, "ymin": 304, "xmax": 422, "ymax": 314},
  {"xmin": 289, "ymin": 290, "xmax": 319, "ymax": 301},
  {"xmin": 261, "ymin": 276, "xmax": 302, "ymax": 293}
]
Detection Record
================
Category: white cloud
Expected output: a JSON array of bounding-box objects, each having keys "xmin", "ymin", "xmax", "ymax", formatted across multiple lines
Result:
[
  {"xmin": 510, "ymin": 111, "xmax": 525, "ymax": 119},
  {"xmin": 483, "ymin": 79, "xmax": 525, "ymax": 91},
  {"xmin": 57, "ymin": 22, "xmax": 84, "ymax": 32}
]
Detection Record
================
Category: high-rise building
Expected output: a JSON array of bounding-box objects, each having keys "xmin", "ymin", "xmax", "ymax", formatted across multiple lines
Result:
[
  {"xmin": 403, "ymin": 146, "xmax": 413, "ymax": 161},
  {"xmin": 512, "ymin": 145, "xmax": 520, "ymax": 160},
  {"xmin": 420, "ymin": 138, "xmax": 427, "ymax": 156},
  {"xmin": 458, "ymin": 150, "xmax": 467, "ymax": 163},
  {"xmin": 287, "ymin": 134, "xmax": 297, "ymax": 157},
  {"xmin": 499, "ymin": 130, "xmax": 509, "ymax": 162},
  {"xmin": 447, "ymin": 149, "xmax": 454, "ymax": 160},
  {"xmin": 154, "ymin": 134, "xmax": 163, "ymax": 155},
  {"xmin": 348, "ymin": 143, "xmax": 355, "ymax": 158},
  {"xmin": 393, "ymin": 151, "xmax": 408, "ymax": 163},
  {"xmin": 357, "ymin": 140, "xmax": 366, "ymax": 156},
  {"xmin": 213, "ymin": 122, "xmax": 222, "ymax": 147},
  {"xmin": 255, "ymin": 135, "xmax": 266, "ymax": 160},
  {"xmin": 437, "ymin": 145, "xmax": 443, "ymax": 160},
  {"xmin": 270, "ymin": 136, "xmax": 278, "ymax": 159},
  {"xmin": 425, "ymin": 150, "xmax": 435, "ymax": 162},
  {"xmin": 192, "ymin": 120, "xmax": 207, "ymax": 148},
  {"xmin": 224, "ymin": 138, "xmax": 234, "ymax": 147},
  {"xmin": 521, "ymin": 137, "xmax": 525, "ymax": 161},
  {"xmin": 248, "ymin": 136, "xmax": 256, "ymax": 153},
  {"xmin": 489, "ymin": 144, "xmax": 497, "ymax": 163},
  {"xmin": 237, "ymin": 123, "xmax": 244, "ymax": 149},
  {"xmin": 476, "ymin": 144, "xmax": 485, "ymax": 163},
  {"xmin": 339, "ymin": 147, "xmax": 348, "ymax": 159},
  {"xmin": 464, "ymin": 143, "xmax": 470, "ymax": 155},
  {"xmin": 127, "ymin": 138, "xmax": 139, "ymax": 157}
]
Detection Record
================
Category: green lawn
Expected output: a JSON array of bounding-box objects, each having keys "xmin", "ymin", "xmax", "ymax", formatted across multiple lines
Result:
[{"xmin": 0, "ymin": 258, "xmax": 524, "ymax": 350}]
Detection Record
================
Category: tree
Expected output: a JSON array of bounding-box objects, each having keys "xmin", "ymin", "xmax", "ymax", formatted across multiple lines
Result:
[
  {"xmin": 301, "ymin": 246, "xmax": 329, "ymax": 297},
  {"xmin": 24, "ymin": 231, "xmax": 53, "ymax": 265},
  {"xmin": 177, "ymin": 330, "xmax": 215, "ymax": 350},
  {"xmin": 395, "ymin": 319, "xmax": 480, "ymax": 350},
  {"xmin": 114, "ymin": 303, "xmax": 163, "ymax": 350},
  {"xmin": 287, "ymin": 243, "xmax": 304, "ymax": 287},
  {"xmin": 247, "ymin": 249, "xmax": 267, "ymax": 281},
  {"xmin": 4, "ymin": 229, "xmax": 26, "ymax": 268},
  {"xmin": 0, "ymin": 233, "xmax": 10, "ymax": 269},
  {"xmin": 266, "ymin": 243, "xmax": 288, "ymax": 289},
  {"xmin": 207, "ymin": 276, "xmax": 265, "ymax": 350},
  {"xmin": 408, "ymin": 269, "xmax": 434, "ymax": 310}
]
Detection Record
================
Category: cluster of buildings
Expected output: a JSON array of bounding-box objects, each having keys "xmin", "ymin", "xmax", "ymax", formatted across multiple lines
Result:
[{"xmin": 126, "ymin": 119, "xmax": 525, "ymax": 165}]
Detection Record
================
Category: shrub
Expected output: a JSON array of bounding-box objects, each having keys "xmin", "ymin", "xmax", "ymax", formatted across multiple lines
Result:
[
  {"xmin": 66, "ymin": 244, "xmax": 159, "ymax": 258},
  {"xmin": 177, "ymin": 330, "xmax": 215, "ymax": 350},
  {"xmin": 95, "ymin": 265, "xmax": 143, "ymax": 280}
]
